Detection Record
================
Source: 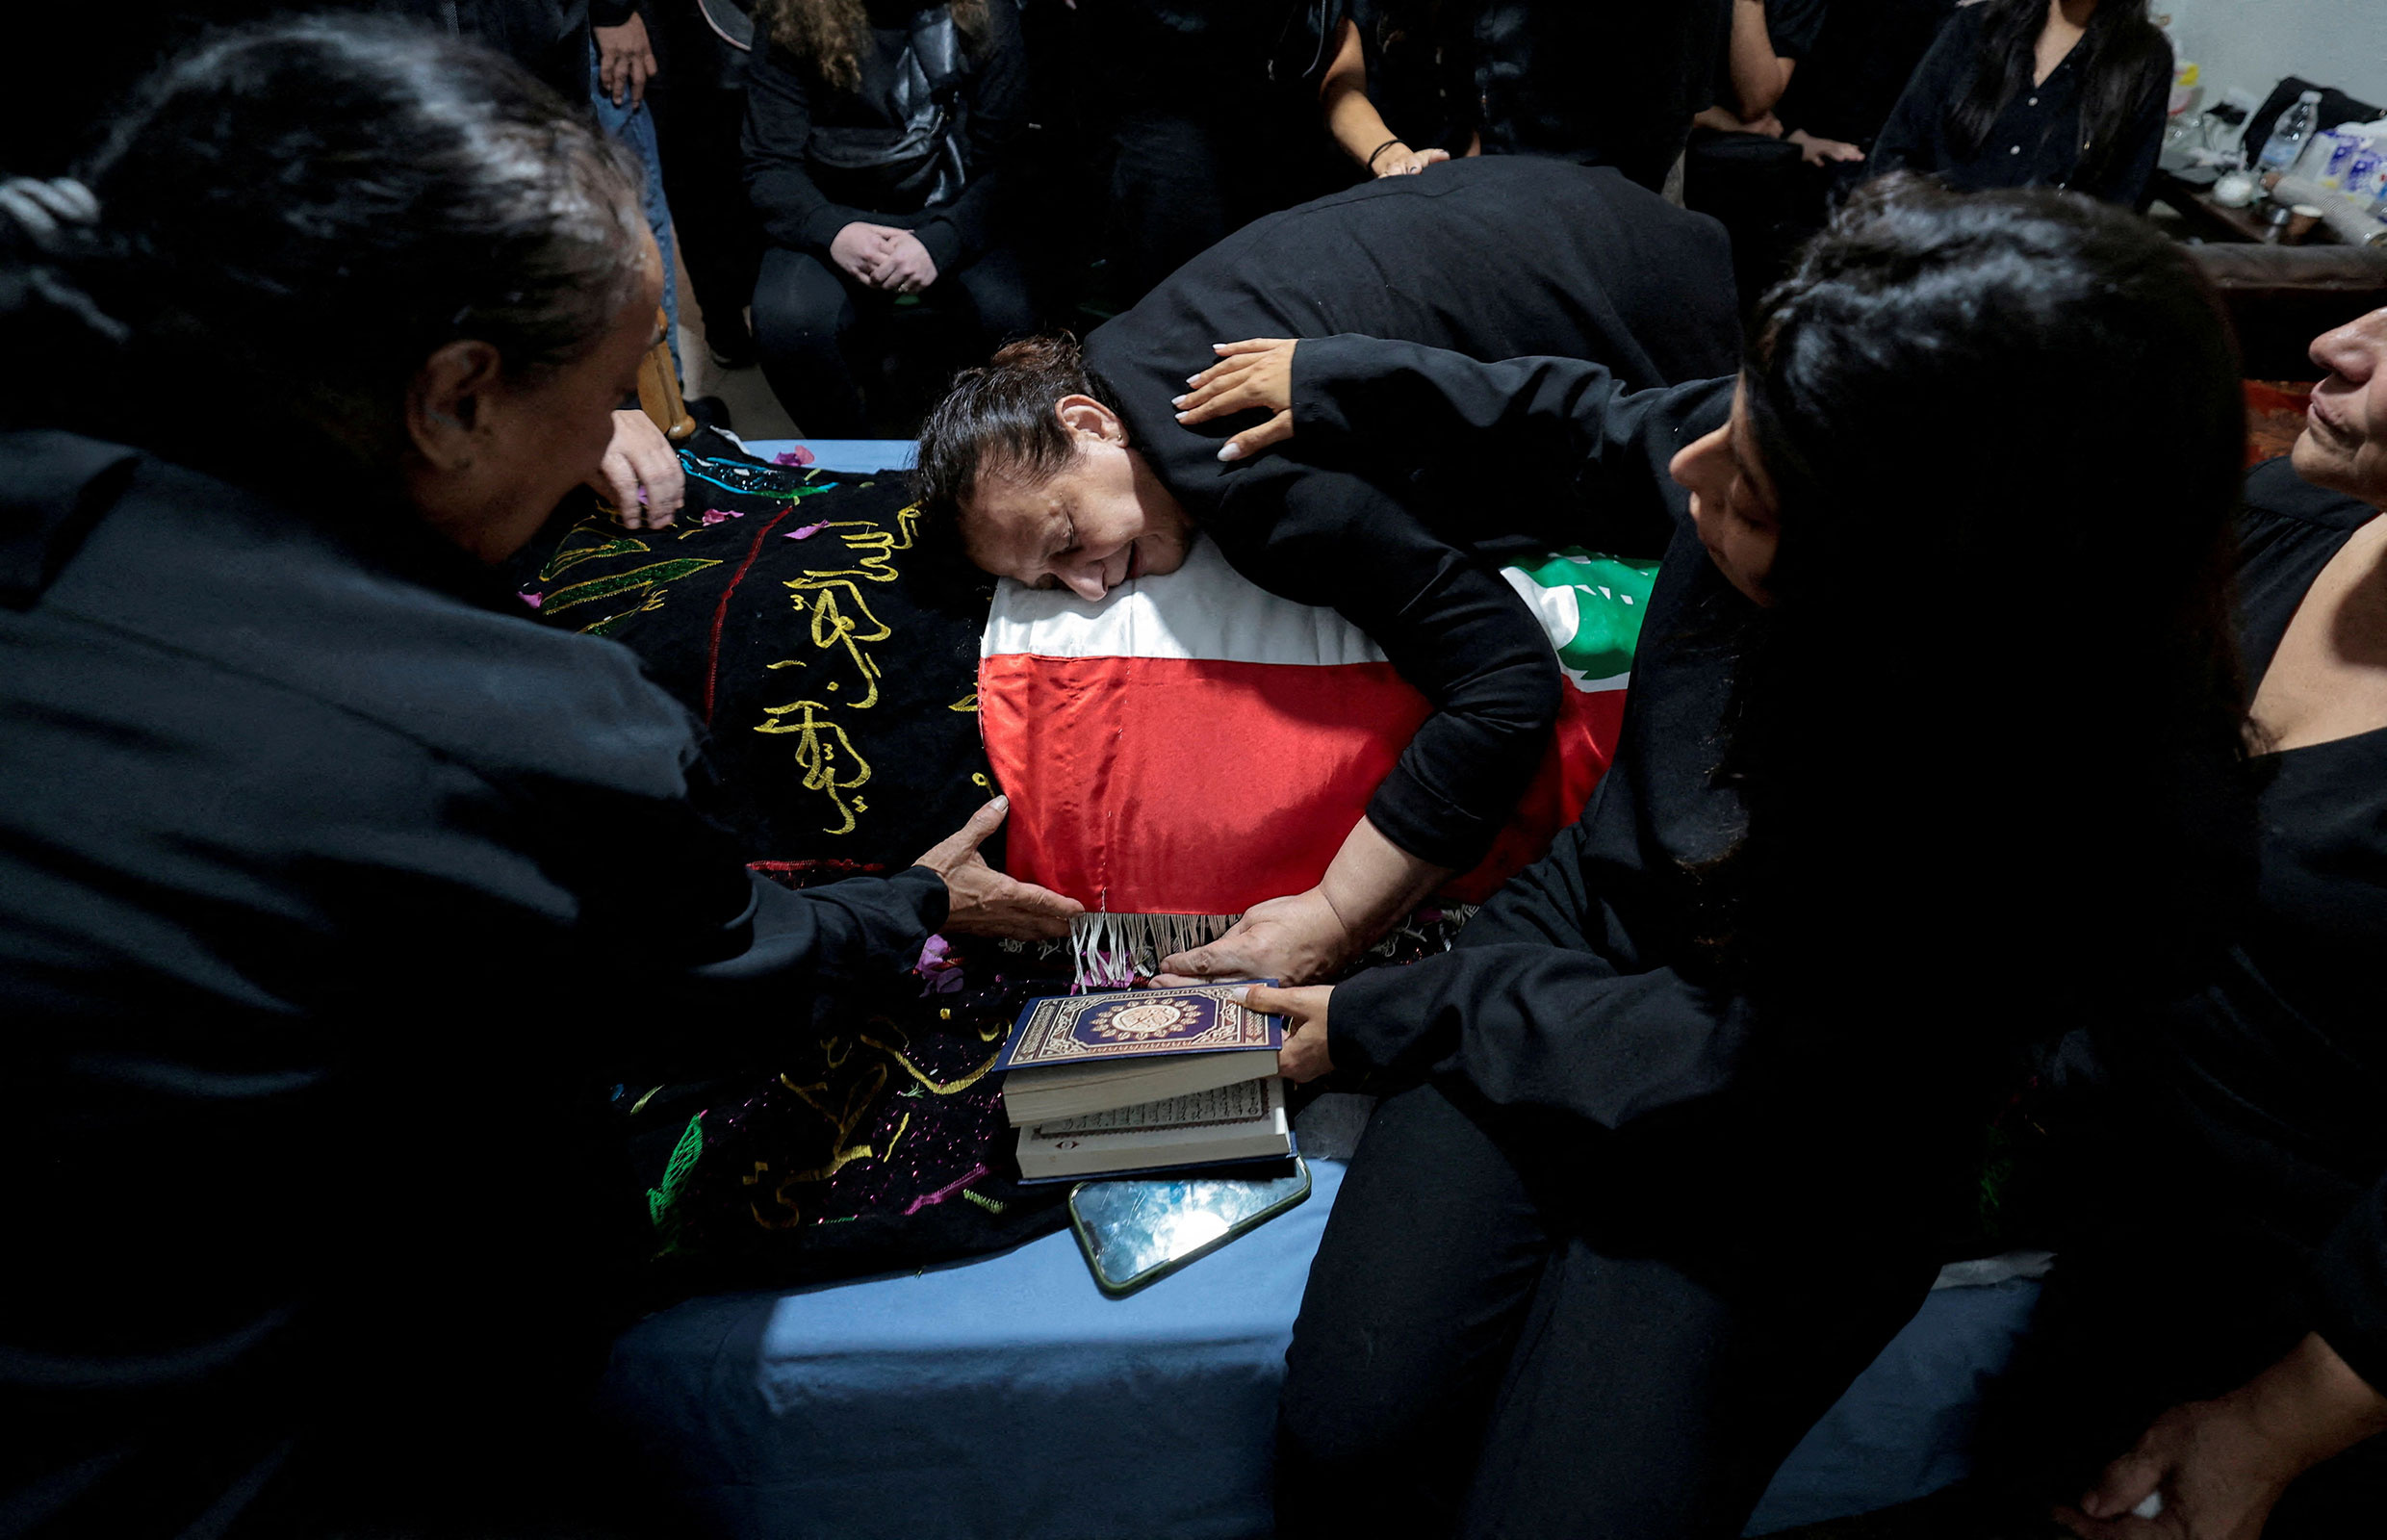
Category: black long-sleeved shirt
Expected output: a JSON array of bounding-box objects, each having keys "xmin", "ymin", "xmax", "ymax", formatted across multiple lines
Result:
[
  {"xmin": 0, "ymin": 432, "xmax": 948, "ymax": 1536},
  {"xmin": 743, "ymin": 0, "xmax": 1026, "ymax": 272},
  {"xmin": 1869, "ymin": 4, "xmax": 2168, "ymax": 208},
  {"xmin": 1281, "ymin": 339, "xmax": 2246, "ymax": 1278},
  {"xmin": 1083, "ymin": 157, "xmax": 1741, "ymax": 871},
  {"xmin": 2110, "ymin": 459, "xmax": 2387, "ymax": 1395}
]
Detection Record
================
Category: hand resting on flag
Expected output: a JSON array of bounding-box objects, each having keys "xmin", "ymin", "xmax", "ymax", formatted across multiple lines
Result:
[{"xmin": 914, "ymin": 796, "xmax": 1085, "ymax": 940}]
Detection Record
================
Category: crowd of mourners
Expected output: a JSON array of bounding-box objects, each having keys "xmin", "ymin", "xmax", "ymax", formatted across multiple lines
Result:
[{"xmin": 7, "ymin": 3, "xmax": 2387, "ymax": 1540}]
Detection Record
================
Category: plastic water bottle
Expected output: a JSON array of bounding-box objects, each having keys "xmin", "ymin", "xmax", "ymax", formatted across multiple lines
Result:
[{"xmin": 2257, "ymin": 90, "xmax": 2323, "ymax": 173}]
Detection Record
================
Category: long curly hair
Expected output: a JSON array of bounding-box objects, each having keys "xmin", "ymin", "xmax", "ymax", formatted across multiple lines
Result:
[{"xmin": 757, "ymin": 0, "xmax": 988, "ymax": 94}]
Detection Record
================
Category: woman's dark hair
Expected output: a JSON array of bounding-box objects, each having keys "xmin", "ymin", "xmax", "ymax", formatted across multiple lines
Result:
[
  {"xmin": 1715, "ymin": 175, "xmax": 2250, "ymax": 1045},
  {"xmin": 757, "ymin": 0, "xmax": 988, "ymax": 92},
  {"xmin": 1947, "ymin": 0, "xmax": 2171, "ymax": 192},
  {"xmin": 0, "ymin": 16, "xmax": 646, "ymax": 468},
  {"xmin": 912, "ymin": 332, "xmax": 1125, "ymax": 527}
]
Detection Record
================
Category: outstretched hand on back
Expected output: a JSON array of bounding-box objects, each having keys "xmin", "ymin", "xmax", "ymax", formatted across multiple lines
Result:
[{"xmin": 1175, "ymin": 339, "xmax": 1299, "ymax": 463}]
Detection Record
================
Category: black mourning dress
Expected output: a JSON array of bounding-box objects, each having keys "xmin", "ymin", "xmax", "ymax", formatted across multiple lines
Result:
[
  {"xmin": 1986, "ymin": 459, "xmax": 2387, "ymax": 1529},
  {"xmin": 0, "ymin": 434, "xmax": 948, "ymax": 1536},
  {"xmin": 1256, "ymin": 338, "xmax": 2249, "ymax": 1537}
]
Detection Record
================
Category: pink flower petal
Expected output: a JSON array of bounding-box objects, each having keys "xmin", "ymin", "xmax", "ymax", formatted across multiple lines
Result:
[
  {"xmin": 783, "ymin": 521, "xmax": 831, "ymax": 541},
  {"xmin": 518, "ymin": 592, "xmax": 543, "ymax": 608},
  {"xmin": 772, "ymin": 447, "xmax": 817, "ymax": 468},
  {"xmin": 698, "ymin": 507, "xmax": 742, "ymax": 526}
]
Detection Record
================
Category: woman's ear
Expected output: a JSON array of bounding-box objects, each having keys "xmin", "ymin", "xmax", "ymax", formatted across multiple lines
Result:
[
  {"xmin": 1053, "ymin": 393, "xmax": 1127, "ymax": 447},
  {"xmin": 408, "ymin": 339, "xmax": 505, "ymax": 468}
]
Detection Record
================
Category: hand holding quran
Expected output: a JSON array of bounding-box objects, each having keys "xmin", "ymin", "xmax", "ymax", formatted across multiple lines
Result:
[
  {"xmin": 1245, "ymin": 984, "xmax": 1335, "ymax": 1084},
  {"xmin": 995, "ymin": 984, "xmax": 1301, "ymax": 1180}
]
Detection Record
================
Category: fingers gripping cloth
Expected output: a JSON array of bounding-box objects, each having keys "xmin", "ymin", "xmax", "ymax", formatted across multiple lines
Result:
[{"xmin": 981, "ymin": 540, "xmax": 1655, "ymax": 985}]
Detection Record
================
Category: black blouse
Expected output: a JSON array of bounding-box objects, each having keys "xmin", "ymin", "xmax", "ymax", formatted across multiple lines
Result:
[
  {"xmin": 743, "ymin": 0, "xmax": 1027, "ymax": 273},
  {"xmin": 1869, "ymin": 4, "xmax": 2168, "ymax": 208},
  {"xmin": 2119, "ymin": 459, "xmax": 2387, "ymax": 1392}
]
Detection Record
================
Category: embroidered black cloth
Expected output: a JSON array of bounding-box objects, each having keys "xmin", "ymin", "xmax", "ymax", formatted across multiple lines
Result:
[
  {"xmin": 519, "ymin": 429, "xmax": 994, "ymax": 877},
  {"xmin": 518, "ymin": 432, "xmax": 1074, "ymax": 1283}
]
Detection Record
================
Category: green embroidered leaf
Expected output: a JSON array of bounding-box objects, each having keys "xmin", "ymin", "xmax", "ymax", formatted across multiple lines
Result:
[
  {"xmin": 543, "ymin": 557, "xmax": 723, "ymax": 614},
  {"xmin": 539, "ymin": 534, "xmax": 648, "ymax": 582}
]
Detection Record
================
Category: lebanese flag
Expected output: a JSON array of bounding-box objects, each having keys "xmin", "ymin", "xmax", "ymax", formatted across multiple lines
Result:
[{"xmin": 978, "ymin": 539, "xmax": 1638, "ymax": 917}]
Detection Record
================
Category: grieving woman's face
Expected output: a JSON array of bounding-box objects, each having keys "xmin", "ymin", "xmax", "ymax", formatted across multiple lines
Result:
[
  {"xmin": 2297, "ymin": 308, "xmax": 2387, "ymax": 506},
  {"xmin": 404, "ymin": 228, "xmax": 666, "ymax": 562},
  {"xmin": 961, "ymin": 396, "xmax": 1194, "ymax": 601},
  {"xmin": 1670, "ymin": 379, "xmax": 1781, "ymax": 605}
]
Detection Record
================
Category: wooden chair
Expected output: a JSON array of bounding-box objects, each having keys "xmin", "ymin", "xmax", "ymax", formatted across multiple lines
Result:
[{"xmin": 634, "ymin": 305, "xmax": 696, "ymax": 442}]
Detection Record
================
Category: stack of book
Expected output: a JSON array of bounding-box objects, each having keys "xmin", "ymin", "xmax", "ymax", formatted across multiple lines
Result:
[{"xmin": 993, "ymin": 984, "xmax": 1292, "ymax": 1181}]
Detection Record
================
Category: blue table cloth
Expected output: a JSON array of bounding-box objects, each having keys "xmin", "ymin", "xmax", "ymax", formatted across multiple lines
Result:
[{"xmin": 603, "ymin": 1151, "xmax": 2042, "ymax": 1540}]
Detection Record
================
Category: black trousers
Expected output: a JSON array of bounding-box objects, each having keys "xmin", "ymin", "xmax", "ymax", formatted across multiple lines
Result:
[
  {"xmin": 1277, "ymin": 1082, "xmax": 1938, "ymax": 1540},
  {"xmin": 750, "ymin": 242, "xmax": 1039, "ymax": 438},
  {"xmin": 647, "ymin": 80, "xmax": 764, "ymax": 358},
  {"xmin": 1100, "ymin": 103, "xmax": 1343, "ymax": 307}
]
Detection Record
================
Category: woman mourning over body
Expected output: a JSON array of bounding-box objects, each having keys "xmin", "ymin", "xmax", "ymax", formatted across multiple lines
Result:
[
  {"xmin": 0, "ymin": 20, "xmax": 1073, "ymax": 1536},
  {"xmin": 1175, "ymin": 181, "xmax": 2251, "ymax": 1535},
  {"xmin": 1870, "ymin": 0, "xmax": 2171, "ymax": 208},
  {"xmin": 743, "ymin": 0, "xmax": 1035, "ymax": 435}
]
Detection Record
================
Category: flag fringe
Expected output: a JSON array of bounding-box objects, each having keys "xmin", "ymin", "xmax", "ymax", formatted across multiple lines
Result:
[{"xmin": 1065, "ymin": 905, "xmax": 1480, "ymax": 990}]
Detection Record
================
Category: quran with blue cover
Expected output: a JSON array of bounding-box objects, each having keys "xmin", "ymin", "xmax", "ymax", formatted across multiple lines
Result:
[{"xmin": 996, "ymin": 985, "xmax": 1285, "ymax": 1129}]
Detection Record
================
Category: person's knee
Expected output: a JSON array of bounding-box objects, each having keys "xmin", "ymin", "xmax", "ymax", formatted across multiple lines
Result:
[{"xmin": 749, "ymin": 251, "xmax": 848, "ymax": 354}]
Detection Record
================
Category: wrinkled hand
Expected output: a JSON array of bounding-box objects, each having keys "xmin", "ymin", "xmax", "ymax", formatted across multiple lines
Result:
[
  {"xmin": 1245, "ymin": 984, "xmax": 1335, "ymax": 1083},
  {"xmin": 865, "ymin": 229, "xmax": 938, "ymax": 295},
  {"xmin": 1374, "ymin": 144, "xmax": 1450, "ymax": 178},
  {"xmin": 594, "ymin": 13, "xmax": 657, "ymax": 107},
  {"xmin": 830, "ymin": 222, "xmax": 901, "ymax": 285},
  {"xmin": 587, "ymin": 408, "xmax": 685, "ymax": 528},
  {"xmin": 1153, "ymin": 887, "xmax": 1359, "ymax": 988},
  {"xmin": 916, "ymin": 796, "xmax": 1084, "ymax": 939},
  {"xmin": 1788, "ymin": 128, "xmax": 1865, "ymax": 167},
  {"xmin": 2056, "ymin": 1394, "xmax": 2302, "ymax": 1540},
  {"xmin": 1175, "ymin": 338, "xmax": 1296, "ymax": 463}
]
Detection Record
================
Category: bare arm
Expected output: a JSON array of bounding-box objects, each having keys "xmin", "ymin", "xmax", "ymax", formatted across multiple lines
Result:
[
  {"xmin": 1320, "ymin": 18, "xmax": 1449, "ymax": 178},
  {"xmin": 1726, "ymin": 0, "xmax": 1797, "ymax": 120},
  {"xmin": 2061, "ymin": 1333, "xmax": 2387, "ymax": 1538}
]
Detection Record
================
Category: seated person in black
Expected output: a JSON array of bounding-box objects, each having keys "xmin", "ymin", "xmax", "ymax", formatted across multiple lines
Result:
[
  {"xmin": 1691, "ymin": 0, "xmax": 1830, "ymax": 138},
  {"xmin": 911, "ymin": 154, "xmax": 1742, "ymax": 987},
  {"xmin": 1316, "ymin": 0, "xmax": 1734, "ymax": 192},
  {"xmin": 1870, "ymin": 0, "xmax": 2171, "ymax": 208},
  {"xmin": 1073, "ymin": 0, "xmax": 1351, "ymax": 306},
  {"xmin": 1981, "ymin": 310, "xmax": 2387, "ymax": 1540},
  {"xmin": 1772, "ymin": 0, "xmax": 1960, "ymax": 167},
  {"xmin": 1175, "ymin": 179, "xmax": 2252, "ymax": 1537},
  {"xmin": 0, "ymin": 22, "xmax": 1076, "ymax": 1537},
  {"xmin": 744, "ymin": 0, "xmax": 1034, "ymax": 435},
  {"xmin": 1681, "ymin": 0, "xmax": 1833, "ymax": 310}
]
